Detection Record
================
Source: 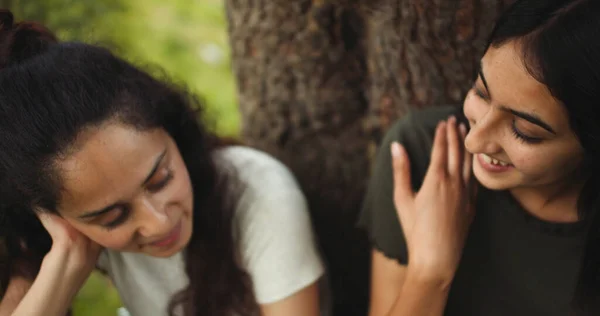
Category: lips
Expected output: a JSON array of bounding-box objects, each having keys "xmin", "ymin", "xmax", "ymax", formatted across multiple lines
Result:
[
  {"xmin": 149, "ymin": 220, "xmax": 182, "ymax": 248},
  {"xmin": 477, "ymin": 153, "xmax": 513, "ymax": 173},
  {"xmin": 480, "ymin": 153, "xmax": 512, "ymax": 167}
]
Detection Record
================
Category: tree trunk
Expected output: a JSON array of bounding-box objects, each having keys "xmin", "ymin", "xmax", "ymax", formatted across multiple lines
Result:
[{"xmin": 225, "ymin": 0, "xmax": 514, "ymax": 314}]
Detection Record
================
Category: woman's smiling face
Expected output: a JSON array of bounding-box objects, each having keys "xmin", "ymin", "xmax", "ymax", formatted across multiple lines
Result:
[
  {"xmin": 54, "ymin": 122, "xmax": 194, "ymax": 258},
  {"xmin": 463, "ymin": 41, "xmax": 584, "ymax": 192}
]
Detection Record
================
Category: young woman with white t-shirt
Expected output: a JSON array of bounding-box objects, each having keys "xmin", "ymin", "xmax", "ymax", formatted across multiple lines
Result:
[{"xmin": 0, "ymin": 10, "xmax": 327, "ymax": 316}]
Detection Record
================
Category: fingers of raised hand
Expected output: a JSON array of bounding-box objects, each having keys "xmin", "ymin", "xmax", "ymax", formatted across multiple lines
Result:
[
  {"xmin": 37, "ymin": 211, "xmax": 84, "ymax": 250},
  {"xmin": 446, "ymin": 116, "xmax": 462, "ymax": 177},
  {"xmin": 459, "ymin": 123, "xmax": 473, "ymax": 186},
  {"xmin": 391, "ymin": 142, "xmax": 414, "ymax": 207},
  {"xmin": 429, "ymin": 120, "xmax": 448, "ymax": 176},
  {"xmin": 37, "ymin": 211, "xmax": 69, "ymax": 240},
  {"xmin": 429, "ymin": 117, "xmax": 472, "ymax": 184}
]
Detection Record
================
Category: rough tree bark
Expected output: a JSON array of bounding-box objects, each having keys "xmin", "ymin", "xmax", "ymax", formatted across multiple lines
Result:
[{"xmin": 225, "ymin": 0, "xmax": 515, "ymax": 315}]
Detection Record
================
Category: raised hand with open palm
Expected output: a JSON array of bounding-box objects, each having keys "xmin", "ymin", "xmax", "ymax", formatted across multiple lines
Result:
[{"xmin": 391, "ymin": 116, "xmax": 476, "ymax": 285}]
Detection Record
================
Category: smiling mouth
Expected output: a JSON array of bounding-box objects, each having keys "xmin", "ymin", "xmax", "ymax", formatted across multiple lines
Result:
[
  {"xmin": 149, "ymin": 220, "xmax": 182, "ymax": 248},
  {"xmin": 480, "ymin": 153, "xmax": 513, "ymax": 167}
]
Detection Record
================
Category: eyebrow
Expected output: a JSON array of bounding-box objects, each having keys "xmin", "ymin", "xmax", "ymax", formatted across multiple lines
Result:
[
  {"xmin": 478, "ymin": 64, "xmax": 492, "ymax": 98},
  {"xmin": 477, "ymin": 62, "xmax": 556, "ymax": 135},
  {"xmin": 78, "ymin": 149, "xmax": 168, "ymax": 219}
]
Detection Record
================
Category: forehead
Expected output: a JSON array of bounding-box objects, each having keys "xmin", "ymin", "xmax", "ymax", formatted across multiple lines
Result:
[
  {"xmin": 57, "ymin": 123, "xmax": 168, "ymax": 215},
  {"xmin": 482, "ymin": 42, "xmax": 569, "ymax": 130}
]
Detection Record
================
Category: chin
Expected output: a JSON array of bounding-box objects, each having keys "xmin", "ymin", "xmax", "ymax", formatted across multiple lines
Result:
[{"xmin": 473, "ymin": 163, "xmax": 519, "ymax": 191}]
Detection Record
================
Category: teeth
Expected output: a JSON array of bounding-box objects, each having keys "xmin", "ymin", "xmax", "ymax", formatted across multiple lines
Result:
[
  {"xmin": 482, "ymin": 154, "xmax": 492, "ymax": 164},
  {"xmin": 482, "ymin": 154, "xmax": 509, "ymax": 166}
]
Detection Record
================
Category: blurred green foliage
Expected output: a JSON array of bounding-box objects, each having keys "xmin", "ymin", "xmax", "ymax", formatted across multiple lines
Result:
[
  {"xmin": 8, "ymin": 0, "xmax": 127, "ymax": 45},
  {"xmin": 72, "ymin": 272, "xmax": 123, "ymax": 315},
  {"xmin": 7, "ymin": 0, "xmax": 238, "ymax": 315},
  {"xmin": 10, "ymin": 0, "xmax": 239, "ymax": 136}
]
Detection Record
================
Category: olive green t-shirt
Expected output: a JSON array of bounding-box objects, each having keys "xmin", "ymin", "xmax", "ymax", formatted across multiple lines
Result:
[{"xmin": 358, "ymin": 105, "xmax": 586, "ymax": 316}]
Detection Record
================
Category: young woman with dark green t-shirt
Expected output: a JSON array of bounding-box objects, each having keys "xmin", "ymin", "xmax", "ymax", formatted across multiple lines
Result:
[{"xmin": 359, "ymin": 1, "xmax": 600, "ymax": 315}]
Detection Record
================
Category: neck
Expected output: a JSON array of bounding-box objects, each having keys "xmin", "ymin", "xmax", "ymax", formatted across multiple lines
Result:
[{"xmin": 510, "ymin": 175, "xmax": 585, "ymax": 224}]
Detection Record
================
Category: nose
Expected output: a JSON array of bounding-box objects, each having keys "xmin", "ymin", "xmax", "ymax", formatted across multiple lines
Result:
[
  {"xmin": 135, "ymin": 196, "xmax": 170, "ymax": 238},
  {"xmin": 464, "ymin": 107, "xmax": 503, "ymax": 155}
]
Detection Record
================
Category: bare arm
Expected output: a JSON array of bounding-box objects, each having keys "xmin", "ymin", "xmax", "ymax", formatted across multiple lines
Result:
[
  {"xmin": 369, "ymin": 249, "xmax": 450, "ymax": 316},
  {"xmin": 368, "ymin": 250, "xmax": 406, "ymax": 316},
  {"xmin": 0, "ymin": 276, "xmax": 32, "ymax": 316},
  {"xmin": 386, "ymin": 267, "xmax": 450, "ymax": 316},
  {"xmin": 259, "ymin": 282, "xmax": 320, "ymax": 316},
  {"xmin": 9, "ymin": 251, "xmax": 79, "ymax": 316},
  {"xmin": 2, "ymin": 213, "xmax": 101, "ymax": 316}
]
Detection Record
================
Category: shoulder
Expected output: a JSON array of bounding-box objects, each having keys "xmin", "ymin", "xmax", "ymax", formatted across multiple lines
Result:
[
  {"xmin": 215, "ymin": 146, "xmax": 295, "ymax": 186},
  {"xmin": 215, "ymin": 146, "xmax": 303, "ymax": 216},
  {"xmin": 358, "ymin": 105, "xmax": 458, "ymax": 263},
  {"xmin": 215, "ymin": 146, "xmax": 325, "ymax": 304},
  {"xmin": 379, "ymin": 105, "xmax": 457, "ymax": 190},
  {"xmin": 216, "ymin": 146, "xmax": 309, "ymax": 218},
  {"xmin": 215, "ymin": 145, "xmax": 309, "ymax": 242},
  {"xmin": 386, "ymin": 105, "xmax": 457, "ymax": 148},
  {"xmin": 379, "ymin": 105, "xmax": 457, "ymax": 181}
]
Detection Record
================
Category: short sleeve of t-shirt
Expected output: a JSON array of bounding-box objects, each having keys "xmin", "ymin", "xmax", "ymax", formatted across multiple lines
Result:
[
  {"xmin": 221, "ymin": 147, "xmax": 325, "ymax": 304},
  {"xmin": 357, "ymin": 105, "xmax": 457, "ymax": 264}
]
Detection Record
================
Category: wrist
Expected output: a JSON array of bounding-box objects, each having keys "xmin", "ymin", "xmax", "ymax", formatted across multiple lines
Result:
[
  {"xmin": 39, "ymin": 250, "xmax": 82, "ymax": 296},
  {"xmin": 405, "ymin": 263, "xmax": 455, "ymax": 292},
  {"xmin": 40, "ymin": 248, "xmax": 68, "ymax": 274}
]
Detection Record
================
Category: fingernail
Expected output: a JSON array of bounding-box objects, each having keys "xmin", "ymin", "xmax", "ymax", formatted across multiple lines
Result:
[
  {"xmin": 391, "ymin": 142, "xmax": 402, "ymax": 158},
  {"xmin": 459, "ymin": 123, "xmax": 467, "ymax": 134}
]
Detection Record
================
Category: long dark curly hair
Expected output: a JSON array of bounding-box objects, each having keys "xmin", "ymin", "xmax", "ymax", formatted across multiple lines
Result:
[{"xmin": 0, "ymin": 10, "xmax": 259, "ymax": 316}]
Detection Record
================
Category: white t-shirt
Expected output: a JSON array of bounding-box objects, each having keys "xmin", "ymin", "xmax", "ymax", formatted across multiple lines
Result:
[{"xmin": 97, "ymin": 146, "xmax": 327, "ymax": 315}]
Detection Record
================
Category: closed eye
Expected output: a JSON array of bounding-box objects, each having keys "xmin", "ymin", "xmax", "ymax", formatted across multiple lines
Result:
[
  {"xmin": 472, "ymin": 85, "xmax": 489, "ymax": 101},
  {"xmin": 101, "ymin": 206, "xmax": 130, "ymax": 230},
  {"xmin": 511, "ymin": 120, "xmax": 543, "ymax": 144},
  {"xmin": 146, "ymin": 169, "xmax": 173, "ymax": 192}
]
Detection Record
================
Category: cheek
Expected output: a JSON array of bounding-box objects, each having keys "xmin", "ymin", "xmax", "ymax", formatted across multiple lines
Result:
[
  {"xmin": 508, "ymin": 152, "xmax": 540, "ymax": 172},
  {"xmin": 506, "ymin": 146, "xmax": 580, "ymax": 178},
  {"xmin": 66, "ymin": 220, "xmax": 136, "ymax": 250},
  {"xmin": 171, "ymin": 173, "xmax": 192, "ymax": 203},
  {"xmin": 169, "ymin": 161, "xmax": 193, "ymax": 210},
  {"xmin": 505, "ymin": 144, "xmax": 551, "ymax": 171},
  {"xmin": 89, "ymin": 230, "xmax": 135, "ymax": 250}
]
